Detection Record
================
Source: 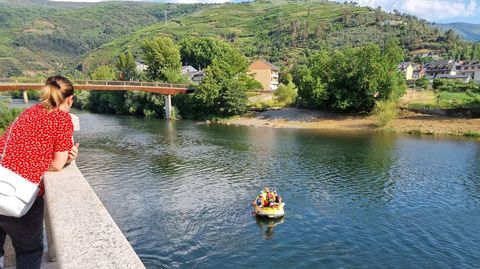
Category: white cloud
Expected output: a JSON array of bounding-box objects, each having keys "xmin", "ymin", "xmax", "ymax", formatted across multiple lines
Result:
[{"xmin": 354, "ymin": 0, "xmax": 479, "ymax": 21}]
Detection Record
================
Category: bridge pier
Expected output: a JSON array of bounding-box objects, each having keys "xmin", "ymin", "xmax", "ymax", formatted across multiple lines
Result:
[
  {"xmin": 164, "ymin": 94, "xmax": 172, "ymax": 119},
  {"xmin": 23, "ymin": 91, "xmax": 28, "ymax": 103}
]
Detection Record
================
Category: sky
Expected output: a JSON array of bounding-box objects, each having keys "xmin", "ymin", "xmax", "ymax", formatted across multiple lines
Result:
[
  {"xmin": 49, "ymin": 0, "xmax": 480, "ymax": 24},
  {"xmin": 353, "ymin": 0, "xmax": 480, "ymax": 24}
]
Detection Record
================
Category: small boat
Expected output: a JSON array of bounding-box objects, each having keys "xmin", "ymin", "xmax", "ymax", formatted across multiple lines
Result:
[{"xmin": 253, "ymin": 200, "xmax": 285, "ymax": 219}]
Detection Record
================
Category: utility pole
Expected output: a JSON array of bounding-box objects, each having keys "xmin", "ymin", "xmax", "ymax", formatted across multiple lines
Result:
[{"xmin": 164, "ymin": 9, "xmax": 168, "ymax": 24}]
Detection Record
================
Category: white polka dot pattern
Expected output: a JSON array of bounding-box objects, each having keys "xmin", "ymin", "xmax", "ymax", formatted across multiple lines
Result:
[{"xmin": 0, "ymin": 104, "xmax": 74, "ymax": 195}]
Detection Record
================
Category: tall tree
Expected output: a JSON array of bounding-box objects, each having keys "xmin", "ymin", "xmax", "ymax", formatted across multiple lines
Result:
[
  {"xmin": 179, "ymin": 37, "xmax": 238, "ymax": 70},
  {"xmin": 293, "ymin": 42, "xmax": 405, "ymax": 112},
  {"xmin": 177, "ymin": 39, "xmax": 252, "ymax": 117},
  {"xmin": 116, "ymin": 51, "xmax": 138, "ymax": 81},
  {"xmin": 90, "ymin": 65, "xmax": 117, "ymax": 80},
  {"xmin": 141, "ymin": 36, "xmax": 182, "ymax": 82}
]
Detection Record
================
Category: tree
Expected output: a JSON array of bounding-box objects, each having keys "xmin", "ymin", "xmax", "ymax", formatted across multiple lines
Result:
[
  {"xmin": 190, "ymin": 59, "xmax": 248, "ymax": 117},
  {"xmin": 179, "ymin": 37, "xmax": 244, "ymax": 70},
  {"xmin": 88, "ymin": 65, "xmax": 126, "ymax": 114},
  {"xmin": 293, "ymin": 42, "xmax": 406, "ymax": 112},
  {"xmin": 445, "ymin": 29, "xmax": 458, "ymax": 44},
  {"xmin": 90, "ymin": 65, "xmax": 116, "ymax": 80},
  {"xmin": 141, "ymin": 36, "xmax": 182, "ymax": 82},
  {"xmin": 116, "ymin": 51, "xmax": 138, "ymax": 81},
  {"xmin": 292, "ymin": 51, "xmax": 329, "ymax": 108}
]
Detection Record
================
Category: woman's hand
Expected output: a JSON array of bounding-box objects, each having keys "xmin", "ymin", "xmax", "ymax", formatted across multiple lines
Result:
[{"xmin": 67, "ymin": 143, "xmax": 80, "ymax": 163}]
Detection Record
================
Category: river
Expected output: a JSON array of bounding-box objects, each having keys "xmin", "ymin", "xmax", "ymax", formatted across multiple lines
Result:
[{"xmin": 71, "ymin": 109, "xmax": 480, "ymax": 269}]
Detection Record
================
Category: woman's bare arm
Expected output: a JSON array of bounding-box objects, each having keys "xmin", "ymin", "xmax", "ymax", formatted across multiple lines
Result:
[{"xmin": 48, "ymin": 151, "xmax": 69, "ymax": 171}]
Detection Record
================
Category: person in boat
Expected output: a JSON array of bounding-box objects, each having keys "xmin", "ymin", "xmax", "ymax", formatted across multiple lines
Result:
[
  {"xmin": 274, "ymin": 190, "xmax": 282, "ymax": 204},
  {"xmin": 256, "ymin": 187, "xmax": 283, "ymax": 208},
  {"xmin": 267, "ymin": 192, "xmax": 276, "ymax": 207}
]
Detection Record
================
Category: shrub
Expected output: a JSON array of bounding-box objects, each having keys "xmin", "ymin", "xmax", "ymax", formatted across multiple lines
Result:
[
  {"xmin": 432, "ymin": 78, "xmax": 480, "ymax": 93},
  {"xmin": 274, "ymin": 82, "xmax": 298, "ymax": 106},
  {"xmin": 0, "ymin": 100, "xmax": 22, "ymax": 133},
  {"xmin": 415, "ymin": 77, "xmax": 429, "ymax": 90},
  {"xmin": 372, "ymin": 100, "xmax": 398, "ymax": 127}
]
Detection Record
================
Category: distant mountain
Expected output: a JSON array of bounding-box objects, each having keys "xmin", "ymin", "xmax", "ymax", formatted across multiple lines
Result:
[{"xmin": 437, "ymin": 22, "xmax": 480, "ymax": 41}]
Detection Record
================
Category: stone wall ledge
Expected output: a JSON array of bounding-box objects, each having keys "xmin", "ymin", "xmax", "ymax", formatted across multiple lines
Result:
[{"xmin": 5, "ymin": 163, "xmax": 145, "ymax": 269}]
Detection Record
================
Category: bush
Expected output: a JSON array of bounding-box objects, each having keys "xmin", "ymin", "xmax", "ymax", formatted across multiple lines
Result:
[
  {"xmin": 432, "ymin": 78, "xmax": 480, "ymax": 93},
  {"xmin": 73, "ymin": 91, "xmax": 91, "ymax": 109},
  {"xmin": 274, "ymin": 82, "xmax": 297, "ymax": 106},
  {"xmin": 250, "ymin": 99, "xmax": 276, "ymax": 111},
  {"xmin": 415, "ymin": 77, "xmax": 429, "ymax": 90},
  {"xmin": 372, "ymin": 100, "xmax": 398, "ymax": 127},
  {"xmin": 0, "ymin": 100, "xmax": 22, "ymax": 133}
]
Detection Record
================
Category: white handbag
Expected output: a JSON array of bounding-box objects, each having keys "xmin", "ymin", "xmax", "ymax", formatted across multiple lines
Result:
[{"xmin": 0, "ymin": 118, "xmax": 39, "ymax": 218}]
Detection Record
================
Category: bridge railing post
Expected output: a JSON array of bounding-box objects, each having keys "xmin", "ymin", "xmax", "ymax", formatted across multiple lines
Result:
[{"xmin": 23, "ymin": 91, "xmax": 29, "ymax": 104}]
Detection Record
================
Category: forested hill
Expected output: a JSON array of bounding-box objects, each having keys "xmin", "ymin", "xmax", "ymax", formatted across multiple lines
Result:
[
  {"xmin": 0, "ymin": 1, "xmax": 203, "ymax": 76},
  {"xmin": 0, "ymin": 0, "xmax": 470, "ymax": 76},
  {"xmin": 437, "ymin": 22, "xmax": 480, "ymax": 41},
  {"xmin": 66, "ymin": 0, "xmax": 477, "ymax": 73}
]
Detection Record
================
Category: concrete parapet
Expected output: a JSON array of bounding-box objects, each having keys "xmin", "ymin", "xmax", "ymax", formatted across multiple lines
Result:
[{"xmin": 42, "ymin": 163, "xmax": 145, "ymax": 269}]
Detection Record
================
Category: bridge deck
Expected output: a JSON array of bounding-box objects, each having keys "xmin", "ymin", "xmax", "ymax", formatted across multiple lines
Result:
[{"xmin": 0, "ymin": 80, "xmax": 192, "ymax": 95}]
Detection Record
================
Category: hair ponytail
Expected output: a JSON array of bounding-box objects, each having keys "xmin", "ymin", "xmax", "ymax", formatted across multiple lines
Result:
[{"xmin": 40, "ymin": 76, "xmax": 74, "ymax": 111}]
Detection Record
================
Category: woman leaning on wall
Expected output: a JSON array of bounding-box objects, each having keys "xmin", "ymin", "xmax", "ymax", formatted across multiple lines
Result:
[{"xmin": 0, "ymin": 75, "xmax": 79, "ymax": 269}]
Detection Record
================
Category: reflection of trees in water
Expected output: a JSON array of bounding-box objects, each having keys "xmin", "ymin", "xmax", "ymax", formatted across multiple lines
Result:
[
  {"xmin": 292, "ymin": 132, "xmax": 397, "ymax": 206},
  {"xmin": 149, "ymin": 153, "xmax": 186, "ymax": 175},
  {"xmin": 255, "ymin": 217, "xmax": 284, "ymax": 240}
]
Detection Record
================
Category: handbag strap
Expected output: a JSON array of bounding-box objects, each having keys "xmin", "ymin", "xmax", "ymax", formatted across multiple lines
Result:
[{"xmin": 1, "ymin": 117, "xmax": 19, "ymax": 165}]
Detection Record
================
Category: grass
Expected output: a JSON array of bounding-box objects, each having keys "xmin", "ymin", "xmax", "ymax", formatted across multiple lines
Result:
[
  {"xmin": 372, "ymin": 100, "xmax": 398, "ymax": 127},
  {"xmin": 464, "ymin": 131, "xmax": 480, "ymax": 137},
  {"xmin": 407, "ymin": 91, "xmax": 480, "ymax": 110}
]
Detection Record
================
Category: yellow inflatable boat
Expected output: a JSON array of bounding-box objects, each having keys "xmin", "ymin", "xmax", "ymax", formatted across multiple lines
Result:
[{"xmin": 253, "ymin": 202, "xmax": 285, "ymax": 219}]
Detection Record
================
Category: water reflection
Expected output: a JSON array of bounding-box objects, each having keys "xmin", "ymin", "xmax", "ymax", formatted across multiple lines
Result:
[
  {"xmin": 73, "ymin": 113, "xmax": 480, "ymax": 269},
  {"xmin": 464, "ymin": 143, "xmax": 480, "ymax": 205},
  {"xmin": 255, "ymin": 217, "xmax": 284, "ymax": 240}
]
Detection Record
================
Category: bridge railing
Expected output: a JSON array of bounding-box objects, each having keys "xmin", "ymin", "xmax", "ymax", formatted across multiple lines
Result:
[
  {"xmin": 0, "ymin": 78, "xmax": 44, "ymax": 84},
  {"xmin": 0, "ymin": 78, "xmax": 190, "ymax": 89}
]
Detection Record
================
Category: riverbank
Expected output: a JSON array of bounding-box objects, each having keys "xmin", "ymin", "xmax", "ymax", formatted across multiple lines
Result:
[{"xmin": 218, "ymin": 108, "xmax": 480, "ymax": 137}]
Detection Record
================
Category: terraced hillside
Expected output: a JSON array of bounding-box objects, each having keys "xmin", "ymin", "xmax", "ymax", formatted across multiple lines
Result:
[
  {"xmin": 0, "ymin": 1, "xmax": 203, "ymax": 75},
  {"xmin": 79, "ymin": 0, "xmax": 459, "ymax": 72},
  {"xmin": 0, "ymin": 0, "xmax": 465, "ymax": 75}
]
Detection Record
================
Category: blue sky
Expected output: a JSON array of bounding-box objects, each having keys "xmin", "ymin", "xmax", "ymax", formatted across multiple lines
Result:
[
  {"xmin": 50, "ymin": 0, "xmax": 480, "ymax": 24},
  {"xmin": 352, "ymin": 0, "xmax": 480, "ymax": 24}
]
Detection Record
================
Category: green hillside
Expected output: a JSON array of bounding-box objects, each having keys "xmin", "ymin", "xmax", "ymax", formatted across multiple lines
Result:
[
  {"xmin": 0, "ymin": 0, "xmax": 468, "ymax": 76},
  {"xmin": 79, "ymin": 0, "xmax": 461, "ymax": 72},
  {"xmin": 0, "ymin": 1, "xmax": 203, "ymax": 76},
  {"xmin": 437, "ymin": 22, "xmax": 480, "ymax": 41}
]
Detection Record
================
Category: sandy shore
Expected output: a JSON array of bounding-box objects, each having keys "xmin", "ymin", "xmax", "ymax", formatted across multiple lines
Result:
[{"xmin": 219, "ymin": 108, "xmax": 480, "ymax": 137}]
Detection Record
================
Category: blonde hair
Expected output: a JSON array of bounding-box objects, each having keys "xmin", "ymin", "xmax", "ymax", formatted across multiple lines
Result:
[{"xmin": 40, "ymin": 76, "xmax": 74, "ymax": 111}]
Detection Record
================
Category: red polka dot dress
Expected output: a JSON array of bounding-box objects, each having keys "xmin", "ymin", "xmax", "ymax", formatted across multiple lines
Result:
[{"xmin": 0, "ymin": 103, "xmax": 73, "ymax": 195}]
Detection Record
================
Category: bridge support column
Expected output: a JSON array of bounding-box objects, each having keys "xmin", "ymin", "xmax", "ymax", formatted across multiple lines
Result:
[
  {"xmin": 164, "ymin": 94, "xmax": 172, "ymax": 120},
  {"xmin": 23, "ymin": 91, "xmax": 29, "ymax": 103}
]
